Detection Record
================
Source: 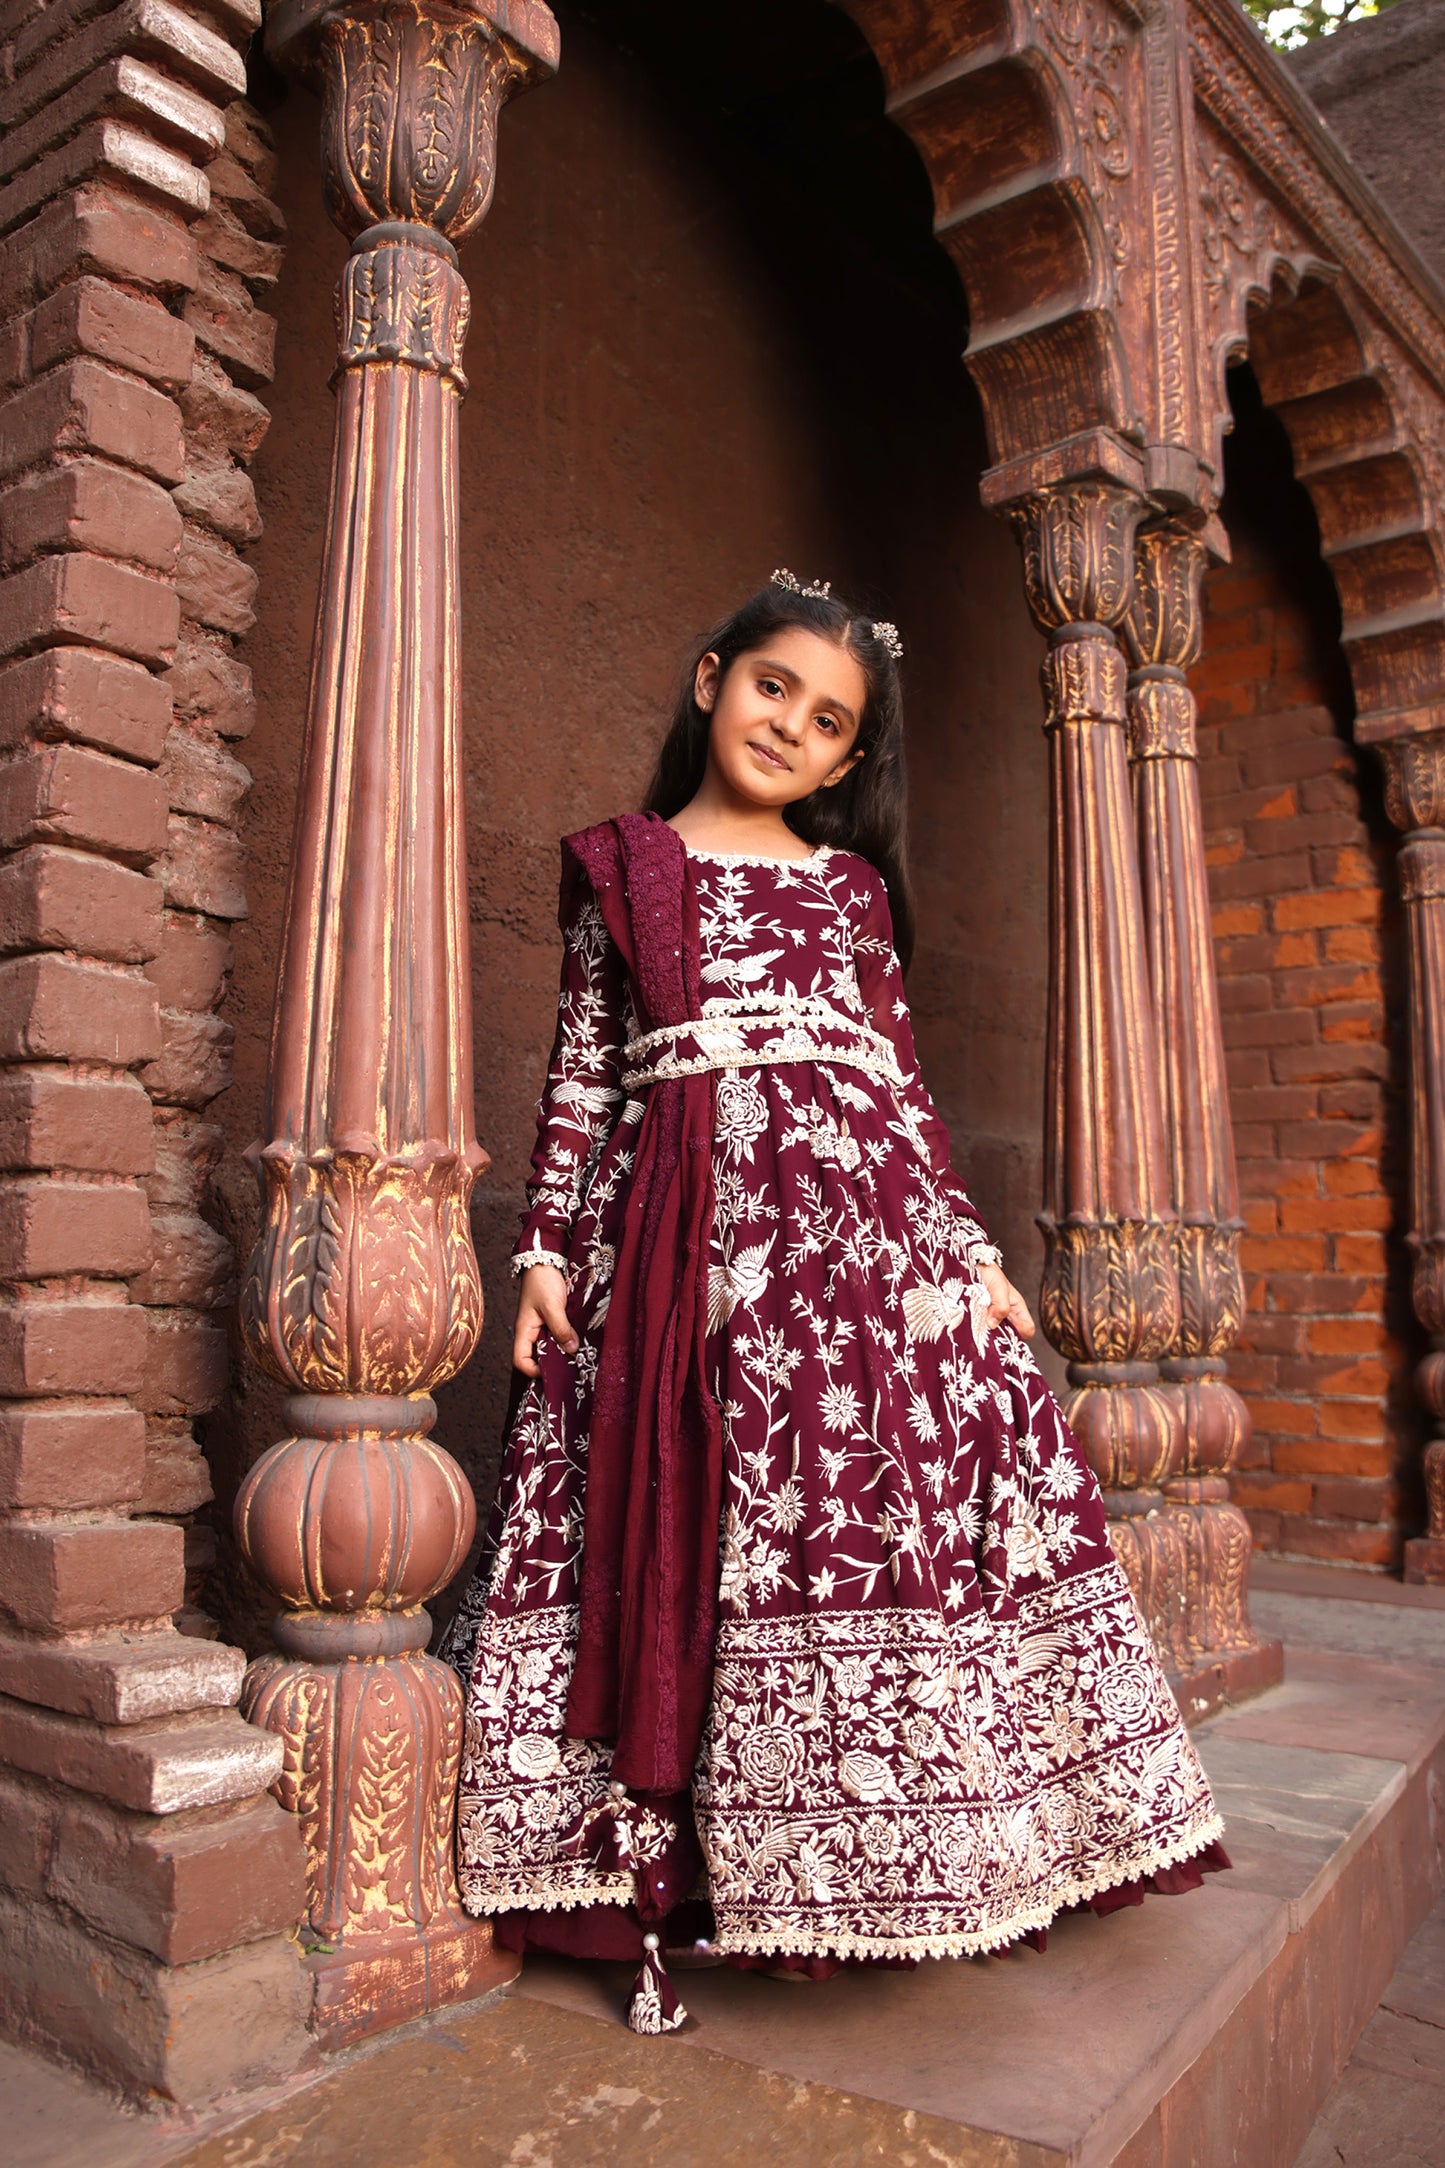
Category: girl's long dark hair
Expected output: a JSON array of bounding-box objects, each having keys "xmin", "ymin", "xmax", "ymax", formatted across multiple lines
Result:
[{"xmin": 643, "ymin": 581, "xmax": 915, "ymax": 969}]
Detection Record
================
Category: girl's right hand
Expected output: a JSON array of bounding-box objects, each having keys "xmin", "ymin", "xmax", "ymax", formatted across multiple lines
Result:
[{"xmin": 513, "ymin": 1262, "xmax": 579, "ymax": 1375}]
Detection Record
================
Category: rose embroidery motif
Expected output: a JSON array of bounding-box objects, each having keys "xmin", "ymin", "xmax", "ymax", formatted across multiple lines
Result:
[
  {"xmin": 736, "ymin": 1722, "xmax": 805, "ymax": 1803},
  {"xmin": 508, "ymin": 1733, "xmax": 562, "ymax": 1779}
]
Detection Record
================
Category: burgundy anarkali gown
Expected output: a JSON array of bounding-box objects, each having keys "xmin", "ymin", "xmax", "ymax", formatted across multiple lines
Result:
[{"xmin": 444, "ymin": 816, "xmax": 1224, "ymax": 2025}]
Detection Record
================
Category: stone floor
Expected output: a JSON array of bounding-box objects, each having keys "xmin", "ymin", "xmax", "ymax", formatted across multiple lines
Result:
[{"xmin": 5, "ymin": 1572, "xmax": 1445, "ymax": 2168}]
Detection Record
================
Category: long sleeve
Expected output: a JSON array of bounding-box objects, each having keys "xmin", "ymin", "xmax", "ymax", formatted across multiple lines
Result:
[
  {"xmin": 852, "ymin": 870, "xmax": 1002, "ymax": 1272},
  {"xmin": 512, "ymin": 875, "xmax": 631, "ymax": 1275}
]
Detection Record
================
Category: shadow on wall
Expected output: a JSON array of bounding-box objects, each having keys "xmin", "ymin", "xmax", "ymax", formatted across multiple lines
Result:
[{"xmin": 203, "ymin": 0, "xmax": 1051, "ymax": 1651}]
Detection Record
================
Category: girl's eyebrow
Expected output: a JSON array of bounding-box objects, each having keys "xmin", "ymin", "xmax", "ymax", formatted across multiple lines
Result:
[{"xmin": 754, "ymin": 657, "xmax": 859, "ymax": 731}]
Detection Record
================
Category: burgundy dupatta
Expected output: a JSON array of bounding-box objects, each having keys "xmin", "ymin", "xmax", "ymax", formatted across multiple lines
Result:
[{"xmin": 562, "ymin": 813, "xmax": 725, "ymax": 1794}]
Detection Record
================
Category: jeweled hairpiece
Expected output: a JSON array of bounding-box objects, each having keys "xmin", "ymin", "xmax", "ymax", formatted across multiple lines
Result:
[
  {"xmin": 771, "ymin": 568, "xmax": 905, "ymax": 663},
  {"xmin": 771, "ymin": 567, "xmax": 832, "ymax": 600}
]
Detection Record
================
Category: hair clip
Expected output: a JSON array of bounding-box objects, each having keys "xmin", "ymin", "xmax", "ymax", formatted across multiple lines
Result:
[
  {"xmin": 771, "ymin": 567, "xmax": 833, "ymax": 601},
  {"xmin": 870, "ymin": 619, "xmax": 903, "ymax": 661}
]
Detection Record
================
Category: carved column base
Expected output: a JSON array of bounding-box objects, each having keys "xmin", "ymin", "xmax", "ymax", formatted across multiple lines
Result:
[
  {"xmin": 1155, "ymin": 1360, "xmax": 1276, "ymax": 1688},
  {"xmin": 1404, "ymin": 1433, "xmax": 1445, "ymax": 1584},
  {"xmin": 243, "ymin": 1644, "xmax": 515, "ymax": 2049}
]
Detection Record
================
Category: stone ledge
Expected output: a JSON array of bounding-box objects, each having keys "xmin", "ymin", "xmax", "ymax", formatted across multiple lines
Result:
[
  {"xmin": 0, "ymin": 1694, "xmax": 280, "ymax": 1811},
  {"xmin": 0, "ymin": 1627, "xmax": 243, "ymax": 1722}
]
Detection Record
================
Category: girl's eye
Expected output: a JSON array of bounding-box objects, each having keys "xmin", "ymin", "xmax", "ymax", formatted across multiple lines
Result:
[
  {"xmin": 816, "ymin": 715, "xmax": 840, "ymax": 736},
  {"xmin": 759, "ymin": 677, "xmax": 784, "ymax": 697}
]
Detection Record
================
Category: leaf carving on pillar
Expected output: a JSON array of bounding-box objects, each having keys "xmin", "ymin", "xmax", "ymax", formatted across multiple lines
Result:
[
  {"xmin": 1124, "ymin": 523, "xmax": 1207, "ymax": 674},
  {"xmin": 320, "ymin": 10, "xmax": 515, "ymax": 241},
  {"xmin": 1009, "ymin": 479, "xmax": 1145, "ymax": 634},
  {"xmin": 1173, "ymin": 1222, "xmax": 1245, "ymax": 1357},
  {"xmin": 1039, "ymin": 1218, "xmax": 1181, "ymax": 1365},
  {"xmin": 241, "ymin": 1149, "xmax": 483, "ymax": 1396},
  {"xmin": 336, "ymin": 243, "xmax": 472, "ymax": 379}
]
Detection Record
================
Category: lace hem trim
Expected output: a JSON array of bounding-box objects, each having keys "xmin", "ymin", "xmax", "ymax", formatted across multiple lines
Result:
[
  {"xmin": 683, "ymin": 845, "xmax": 833, "ymax": 870},
  {"xmin": 456, "ymin": 1811, "xmax": 1225, "ymax": 1955},
  {"xmin": 511, "ymin": 1239, "xmax": 570, "ymax": 1277}
]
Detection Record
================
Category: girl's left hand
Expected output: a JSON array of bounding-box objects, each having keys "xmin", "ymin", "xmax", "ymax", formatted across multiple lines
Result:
[{"xmin": 979, "ymin": 1262, "xmax": 1036, "ymax": 1340}]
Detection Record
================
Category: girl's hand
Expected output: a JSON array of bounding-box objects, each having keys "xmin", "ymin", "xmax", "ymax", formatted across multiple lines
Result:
[
  {"xmin": 513, "ymin": 1262, "xmax": 578, "ymax": 1375},
  {"xmin": 979, "ymin": 1262, "xmax": 1036, "ymax": 1341}
]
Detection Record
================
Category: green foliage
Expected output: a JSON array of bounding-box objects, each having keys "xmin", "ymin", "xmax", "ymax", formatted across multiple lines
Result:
[{"xmin": 1241, "ymin": 0, "xmax": 1407, "ymax": 48}]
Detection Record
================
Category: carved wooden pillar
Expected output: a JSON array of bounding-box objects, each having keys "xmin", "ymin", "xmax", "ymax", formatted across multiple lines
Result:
[
  {"xmin": 235, "ymin": 0, "xmax": 558, "ymax": 2048},
  {"xmin": 1381, "ymin": 739, "xmax": 1445, "ymax": 1584},
  {"xmin": 1007, "ymin": 480, "xmax": 1192, "ymax": 1664},
  {"xmin": 1123, "ymin": 521, "xmax": 1279, "ymax": 1699}
]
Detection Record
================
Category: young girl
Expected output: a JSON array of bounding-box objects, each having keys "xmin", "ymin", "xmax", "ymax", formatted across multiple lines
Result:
[{"xmin": 443, "ymin": 573, "xmax": 1225, "ymax": 2033}]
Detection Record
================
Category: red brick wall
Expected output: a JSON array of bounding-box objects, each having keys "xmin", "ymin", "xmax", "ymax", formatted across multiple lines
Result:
[{"xmin": 1198, "ymin": 376, "xmax": 1421, "ymax": 1569}]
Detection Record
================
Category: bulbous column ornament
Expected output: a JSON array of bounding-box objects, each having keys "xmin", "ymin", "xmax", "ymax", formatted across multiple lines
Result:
[
  {"xmin": 1005, "ymin": 480, "xmax": 1191, "ymax": 1665},
  {"xmin": 1122, "ymin": 520, "xmax": 1278, "ymax": 1703},
  {"xmin": 1380, "ymin": 737, "xmax": 1445, "ymax": 1584},
  {"xmin": 237, "ymin": 0, "xmax": 559, "ymax": 2048}
]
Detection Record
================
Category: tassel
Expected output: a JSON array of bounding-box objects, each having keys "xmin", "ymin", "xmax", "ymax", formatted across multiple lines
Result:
[{"xmin": 627, "ymin": 1932, "xmax": 688, "ymax": 2035}]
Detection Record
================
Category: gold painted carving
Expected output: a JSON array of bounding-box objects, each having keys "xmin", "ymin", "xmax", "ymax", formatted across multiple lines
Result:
[
  {"xmin": 1382, "ymin": 736, "xmax": 1445, "ymax": 836},
  {"xmin": 336, "ymin": 243, "xmax": 472, "ymax": 382},
  {"xmin": 1040, "ymin": 1217, "xmax": 1181, "ymax": 1367},
  {"xmin": 1128, "ymin": 676, "xmax": 1196, "ymax": 761},
  {"xmin": 1009, "ymin": 479, "xmax": 1145, "ymax": 631}
]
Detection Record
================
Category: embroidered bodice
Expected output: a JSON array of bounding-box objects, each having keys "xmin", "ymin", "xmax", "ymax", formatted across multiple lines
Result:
[{"xmin": 513, "ymin": 844, "xmax": 994, "ymax": 1274}]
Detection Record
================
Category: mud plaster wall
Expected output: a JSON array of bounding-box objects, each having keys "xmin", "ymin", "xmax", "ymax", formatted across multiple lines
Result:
[{"xmin": 203, "ymin": 19, "xmax": 1052, "ymax": 1642}]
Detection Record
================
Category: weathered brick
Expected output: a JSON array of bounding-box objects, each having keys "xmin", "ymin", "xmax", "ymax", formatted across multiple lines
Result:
[
  {"xmin": 0, "ymin": 1516, "xmax": 180, "ymax": 1631},
  {"xmin": 0, "ymin": 122, "xmax": 209, "ymax": 247},
  {"xmin": 139, "ymin": 1310, "xmax": 226, "ymax": 1415},
  {"xmin": 165, "ymin": 636, "xmax": 252, "ymax": 738},
  {"xmin": 0, "ymin": 742, "xmax": 167, "ymax": 860},
  {"xmin": 170, "ymin": 450, "xmax": 260, "ymax": 545},
  {"xmin": 0, "ymin": 1695, "xmax": 278, "ymax": 1813},
  {"xmin": 1272, "ymin": 886, "xmax": 1380, "ymax": 933},
  {"xmin": 0, "ymin": 1176, "xmax": 150, "ymax": 1278},
  {"xmin": 29, "ymin": 275, "xmax": 194, "ymax": 388},
  {"xmin": 0, "ymin": 645, "xmax": 170, "ymax": 764},
  {"xmin": 140, "ymin": 1007, "xmax": 231, "ymax": 1108},
  {"xmin": 2, "ymin": 0, "xmax": 245, "ymax": 125},
  {"xmin": 0, "ymin": 457, "xmax": 183, "ymax": 574},
  {"xmin": 0, "ymin": 844, "xmax": 162, "ymax": 962},
  {"xmin": 181, "ymin": 262, "xmax": 276, "ymax": 389},
  {"xmin": 49, "ymin": 1790, "xmax": 304, "ymax": 1965},
  {"xmin": 0, "ymin": 552, "xmax": 179, "ymax": 666},
  {"xmin": 0, "ymin": 1295, "xmax": 147, "ymax": 1396},
  {"xmin": 131, "ymin": 1211, "xmax": 231, "ymax": 1308},
  {"xmin": 0, "ymin": 1070, "xmax": 153, "ymax": 1176},
  {"xmin": 0, "ymin": 1767, "xmax": 57, "ymax": 1896},
  {"xmin": 174, "ymin": 530, "xmax": 257, "ymax": 637},
  {"xmin": 177, "ymin": 350, "xmax": 268, "ymax": 460},
  {"xmin": 159, "ymin": 726, "xmax": 249, "ymax": 823},
  {"xmin": 0, "ymin": 360, "xmax": 184, "ymax": 486},
  {"xmin": 1272, "ymin": 1517, "xmax": 1397, "ymax": 1567},
  {"xmin": 0, "ymin": 188, "xmax": 198, "ymax": 320},
  {"xmin": 1274, "ymin": 1436, "xmax": 1390, "ymax": 1477},
  {"xmin": 0, "ymin": 1624, "xmax": 241, "ymax": 1723},
  {"xmin": 146, "ymin": 1114, "xmax": 221, "ymax": 1210},
  {"xmin": 0, "ymin": 955, "xmax": 159, "ymax": 1065},
  {"xmin": 0, "ymin": 1398, "xmax": 144, "ymax": 1509},
  {"xmin": 191, "ymin": 206, "xmax": 281, "ymax": 294},
  {"xmin": 160, "ymin": 812, "xmax": 246, "ymax": 917},
  {"xmin": 0, "ymin": 57, "xmax": 224, "ymax": 189},
  {"xmin": 145, "ymin": 914, "xmax": 231, "ymax": 1011},
  {"xmin": 138, "ymin": 1414, "xmax": 213, "ymax": 1511},
  {"xmin": 223, "ymin": 101, "xmax": 279, "ymax": 189}
]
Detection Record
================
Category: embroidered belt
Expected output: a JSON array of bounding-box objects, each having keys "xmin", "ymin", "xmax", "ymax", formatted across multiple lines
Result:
[{"xmin": 621, "ymin": 999, "xmax": 905, "ymax": 1091}]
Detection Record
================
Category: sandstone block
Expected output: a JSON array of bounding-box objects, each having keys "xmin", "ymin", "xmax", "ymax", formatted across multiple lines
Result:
[
  {"xmin": 0, "ymin": 741, "xmax": 168, "ymax": 860},
  {"xmin": 146, "ymin": 913, "xmax": 232, "ymax": 1010},
  {"xmin": 0, "ymin": 1624, "xmax": 242, "ymax": 1722},
  {"xmin": 0, "ymin": 1695, "xmax": 281, "ymax": 1812},
  {"xmin": 0, "ymin": 1516, "xmax": 181, "ymax": 1632},
  {"xmin": 140, "ymin": 1006, "xmax": 232, "ymax": 1106},
  {"xmin": 193, "ymin": 204, "xmax": 282, "ymax": 293},
  {"xmin": 50, "ymin": 1789, "xmax": 305, "ymax": 1964},
  {"xmin": 178, "ymin": 349, "xmax": 269, "ymax": 460},
  {"xmin": 139, "ymin": 1309, "xmax": 228, "ymax": 1414},
  {"xmin": 0, "ymin": 359, "xmax": 184, "ymax": 485},
  {"xmin": 161, "ymin": 811, "xmax": 247, "ymax": 917},
  {"xmin": 29, "ymin": 273, "xmax": 195, "ymax": 388},
  {"xmin": 0, "ymin": 1895, "xmax": 312, "ymax": 2106},
  {"xmin": 138, "ymin": 1414, "xmax": 214, "ymax": 1512},
  {"xmin": 0, "ymin": 456, "xmax": 183, "ymax": 574},
  {"xmin": 0, "ymin": 551, "xmax": 180, "ymax": 666},
  {"xmin": 0, "ymin": 645, "xmax": 171, "ymax": 764},
  {"xmin": 0, "ymin": 1397, "xmax": 145, "ymax": 1509},
  {"xmin": 0, "ymin": 187, "xmax": 198, "ymax": 319},
  {"xmin": 171, "ymin": 446, "xmax": 261, "ymax": 543},
  {"xmin": 131, "ymin": 1210, "xmax": 232, "ymax": 1308},
  {"xmin": 0, "ymin": 1767, "xmax": 56, "ymax": 1895},
  {"xmin": 0, "ymin": 1293, "xmax": 148, "ymax": 1396},
  {"xmin": 0, "ymin": 953, "xmax": 159, "ymax": 1066},
  {"xmin": 0, "ymin": 1069, "xmax": 154, "ymax": 1176},
  {"xmin": 0, "ymin": 843, "xmax": 162, "ymax": 962},
  {"xmin": 175, "ymin": 528, "xmax": 258, "ymax": 636},
  {"xmin": 0, "ymin": 1175, "xmax": 151, "ymax": 1278},
  {"xmin": 165, "ymin": 635, "xmax": 253, "ymax": 737}
]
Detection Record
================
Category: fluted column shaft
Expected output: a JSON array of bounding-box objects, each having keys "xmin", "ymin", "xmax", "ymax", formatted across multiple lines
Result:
[
  {"xmin": 1008, "ymin": 481, "xmax": 1194, "ymax": 1656},
  {"xmin": 1124, "ymin": 521, "xmax": 1263, "ymax": 1672},
  {"xmin": 1382, "ymin": 740, "xmax": 1445, "ymax": 1584},
  {"xmin": 235, "ymin": 0, "xmax": 558, "ymax": 2047}
]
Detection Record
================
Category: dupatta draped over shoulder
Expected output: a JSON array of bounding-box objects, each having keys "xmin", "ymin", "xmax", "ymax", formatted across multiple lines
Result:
[{"xmin": 561, "ymin": 812, "xmax": 724, "ymax": 1793}]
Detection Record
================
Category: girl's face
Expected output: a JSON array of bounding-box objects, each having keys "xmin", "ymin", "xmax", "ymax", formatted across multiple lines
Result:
[{"xmin": 694, "ymin": 624, "xmax": 866, "ymax": 810}]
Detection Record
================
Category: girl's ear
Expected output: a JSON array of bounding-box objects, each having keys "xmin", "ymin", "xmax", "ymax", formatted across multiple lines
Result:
[
  {"xmin": 822, "ymin": 747, "xmax": 865, "ymax": 788},
  {"xmin": 694, "ymin": 651, "xmax": 721, "ymax": 714}
]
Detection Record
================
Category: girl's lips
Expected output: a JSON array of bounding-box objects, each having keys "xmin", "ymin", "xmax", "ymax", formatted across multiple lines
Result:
[{"xmin": 748, "ymin": 741, "xmax": 790, "ymax": 772}]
